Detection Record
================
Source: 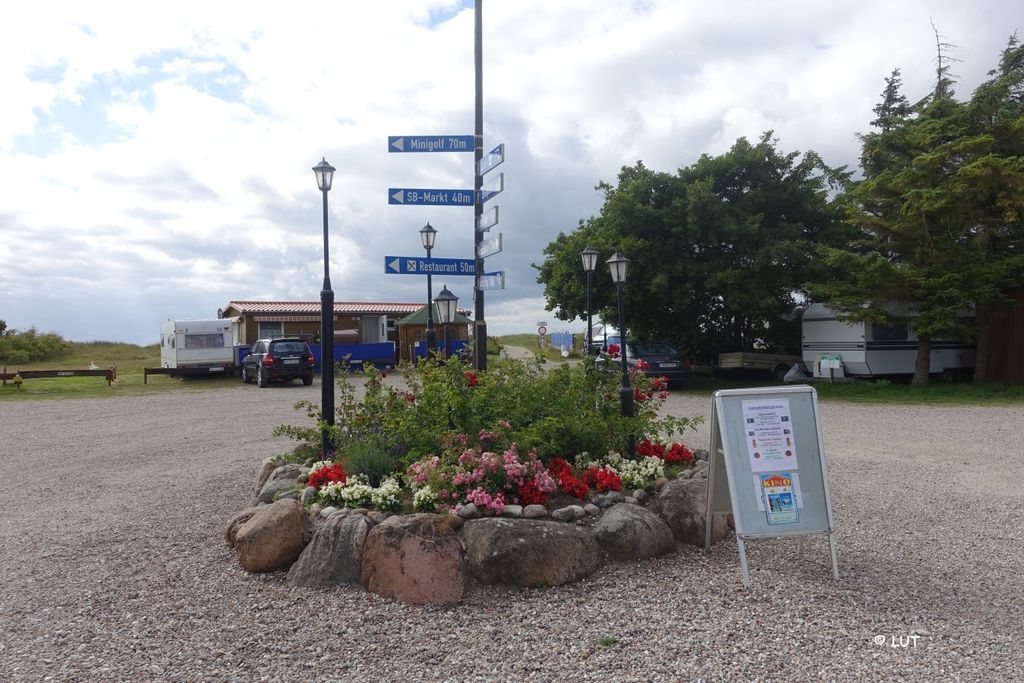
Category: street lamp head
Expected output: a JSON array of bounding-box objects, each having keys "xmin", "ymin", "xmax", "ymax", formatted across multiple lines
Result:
[
  {"xmin": 580, "ymin": 245, "xmax": 599, "ymax": 273},
  {"xmin": 434, "ymin": 285, "xmax": 459, "ymax": 324},
  {"xmin": 606, "ymin": 251, "xmax": 630, "ymax": 284},
  {"xmin": 312, "ymin": 158, "xmax": 335, "ymax": 192},
  {"xmin": 419, "ymin": 222, "xmax": 438, "ymax": 250}
]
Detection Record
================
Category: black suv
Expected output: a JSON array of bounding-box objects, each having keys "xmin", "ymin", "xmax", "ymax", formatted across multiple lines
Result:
[{"xmin": 241, "ymin": 337, "xmax": 315, "ymax": 387}]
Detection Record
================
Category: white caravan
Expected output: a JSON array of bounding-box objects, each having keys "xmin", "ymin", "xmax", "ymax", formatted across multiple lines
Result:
[
  {"xmin": 159, "ymin": 319, "xmax": 238, "ymax": 374},
  {"xmin": 801, "ymin": 304, "xmax": 975, "ymax": 378}
]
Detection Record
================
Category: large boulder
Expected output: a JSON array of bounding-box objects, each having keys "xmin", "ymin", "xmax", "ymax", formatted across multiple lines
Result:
[
  {"xmin": 255, "ymin": 464, "xmax": 306, "ymax": 504},
  {"xmin": 650, "ymin": 477, "xmax": 728, "ymax": 546},
  {"xmin": 461, "ymin": 518, "xmax": 602, "ymax": 588},
  {"xmin": 360, "ymin": 514, "xmax": 465, "ymax": 605},
  {"xmin": 235, "ymin": 498, "xmax": 312, "ymax": 573},
  {"xmin": 592, "ymin": 503, "xmax": 675, "ymax": 560},
  {"xmin": 286, "ymin": 513, "xmax": 374, "ymax": 587},
  {"xmin": 224, "ymin": 506, "xmax": 260, "ymax": 548}
]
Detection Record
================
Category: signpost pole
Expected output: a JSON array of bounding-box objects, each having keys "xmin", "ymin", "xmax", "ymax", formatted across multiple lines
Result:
[{"xmin": 473, "ymin": 0, "xmax": 487, "ymax": 372}]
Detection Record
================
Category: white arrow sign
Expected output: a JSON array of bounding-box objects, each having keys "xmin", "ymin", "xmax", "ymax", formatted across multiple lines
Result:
[
  {"xmin": 391, "ymin": 189, "xmax": 405, "ymax": 203},
  {"xmin": 478, "ymin": 271, "xmax": 505, "ymax": 290},
  {"xmin": 477, "ymin": 205, "xmax": 498, "ymax": 233},
  {"xmin": 390, "ymin": 137, "xmax": 405, "ymax": 152},
  {"xmin": 477, "ymin": 233, "xmax": 502, "ymax": 259},
  {"xmin": 387, "ymin": 258, "xmax": 401, "ymax": 272}
]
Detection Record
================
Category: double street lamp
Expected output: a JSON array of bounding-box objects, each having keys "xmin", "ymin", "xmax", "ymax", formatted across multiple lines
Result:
[
  {"xmin": 580, "ymin": 245, "xmax": 599, "ymax": 355},
  {"xmin": 434, "ymin": 285, "xmax": 459, "ymax": 358},
  {"xmin": 312, "ymin": 158, "xmax": 336, "ymax": 460},
  {"xmin": 606, "ymin": 250, "xmax": 633, "ymax": 455}
]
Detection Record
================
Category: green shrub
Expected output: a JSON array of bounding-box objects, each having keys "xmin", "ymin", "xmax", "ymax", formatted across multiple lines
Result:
[
  {"xmin": 275, "ymin": 355, "xmax": 701, "ymax": 474},
  {"xmin": 0, "ymin": 327, "xmax": 72, "ymax": 364}
]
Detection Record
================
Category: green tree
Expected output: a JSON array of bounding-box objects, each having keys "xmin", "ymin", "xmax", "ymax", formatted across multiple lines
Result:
[
  {"xmin": 535, "ymin": 135, "xmax": 851, "ymax": 361},
  {"xmin": 812, "ymin": 36, "xmax": 1024, "ymax": 384}
]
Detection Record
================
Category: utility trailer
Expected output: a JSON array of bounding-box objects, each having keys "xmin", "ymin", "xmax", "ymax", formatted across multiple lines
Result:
[
  {"xmin": 717, "ymin": 352, "xmax": 804, "ymax": 380},
  {"xmin": 145, "ymin": 319, "xmax": 239, "ymax": 383}
]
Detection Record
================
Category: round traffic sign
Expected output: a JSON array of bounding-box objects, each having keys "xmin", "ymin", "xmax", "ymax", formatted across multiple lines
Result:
[{"xmin": 537, "ymin": 326, "xmax": 547, "ymax": 336}]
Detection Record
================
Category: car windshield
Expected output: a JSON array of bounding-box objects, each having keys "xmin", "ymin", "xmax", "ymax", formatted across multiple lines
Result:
[
  {"xmin": 270, "ymin": 341, "xmax": 307, "ymax": 354},
  {"xmin": 632, "ymin": 343, "xmax": 677, "ymax": 356}
]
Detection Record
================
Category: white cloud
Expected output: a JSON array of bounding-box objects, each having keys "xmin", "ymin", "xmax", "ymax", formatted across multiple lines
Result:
[{"xmin": 0, "ymin": 0, "xmax": 1019, "ymax": 343}]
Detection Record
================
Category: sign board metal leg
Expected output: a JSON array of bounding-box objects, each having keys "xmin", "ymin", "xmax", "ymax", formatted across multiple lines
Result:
[
  {"xmin": 737, "ymin": 536, "xmax": 753, "ymax": 585},
  {"xmin": 828, "ymin": 532, "xmax": 840, "ymax": 580}
]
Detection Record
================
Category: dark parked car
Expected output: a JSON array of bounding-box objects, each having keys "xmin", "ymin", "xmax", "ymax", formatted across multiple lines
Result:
[
  {"xmin": 599, "ymin": 341, "xmax": 692, "ymax": 387},
  {"xmin": 627, "ymin": 341, "xmax": 693, "ymax": 387},
  {"xmin": 241, "ymin": 337, "xmax": 315, "ymax": 387}
]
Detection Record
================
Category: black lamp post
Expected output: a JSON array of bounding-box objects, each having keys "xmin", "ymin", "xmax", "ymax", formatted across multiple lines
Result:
[
  {"xmin": 420, "ymin": 222, "xmax": 437, "ymax": 361},
  {"xmin": 580, "ymin": 246, "xmax": 599, "ymax": 355},
  {"xmin": 434, "ymin": 285, "xmax": 459, "ymax": 358},
  {"xmin": 313, "ymin": 158, "xmax": 335, "ymax": 460},
  {"xmin": 607, "ymin": 251, "xmax": 633, "ymax": 455}
]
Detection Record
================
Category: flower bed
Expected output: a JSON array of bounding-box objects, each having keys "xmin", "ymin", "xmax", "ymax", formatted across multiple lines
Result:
[{"xmin": 230, "ymin": 354, "xmax": 724, "ymax": 602}]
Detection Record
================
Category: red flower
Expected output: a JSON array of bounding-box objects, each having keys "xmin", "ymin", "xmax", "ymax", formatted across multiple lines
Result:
[
  {"xmin": 663, "ymin": 443, "xmax": 694, "ymax": 464},
  {"xmin": 517, "ymin": 480, "xmax": 549, "ymax": 506},
  {"xmin": 548, "ymin": 458, "xmax": 590, "ymax": 500},
  {"xmin": 635, "ymin": 358, "xmax": 650, "ymax": 370},
  {"xmin": 547, "ymin": 458, "xmax": 573, "ymax": 479},
  {"xmin": 636, "ymin": 438, "xmax": 666, "ymax": 458},
  {"xmin": 634, "ymin": 387, "xmax": 649, "ymax": 403},
  {"xmin": 308, "ymin": 462, "xmax": 347, "ymax": 489},
  {"xmin": 582, "ymin": 467, "xmax": 622, "ymax": 492},
  {"xmin": 464, "ymin": 371, "xmax": 478, "ymax": 387},
  {"xmin": 607, "ymin": 344, "xmax": 620, "ymax": 357}
]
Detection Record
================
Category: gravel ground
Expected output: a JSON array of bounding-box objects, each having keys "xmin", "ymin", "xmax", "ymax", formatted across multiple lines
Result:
[{"xmin": 1, "ymin": 377, "xmax": 1022, "ymax": 682}]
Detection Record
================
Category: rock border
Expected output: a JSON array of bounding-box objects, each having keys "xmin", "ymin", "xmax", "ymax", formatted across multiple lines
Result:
[{"xmin": 227, "ymin": 451, "xmax": 730, "ymax": 604}]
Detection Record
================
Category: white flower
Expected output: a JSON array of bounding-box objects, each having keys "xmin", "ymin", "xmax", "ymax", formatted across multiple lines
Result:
[
  {"xmin": 413, "ymin": 486, "xmax": 439, "ymax": 512},
  {"xmin": 617, "ymin": 456, "xmax": 664, "ymax": 490},
  {"xmin": 371, "ymin": 477, "xmax": 403, "ymax": 510}
]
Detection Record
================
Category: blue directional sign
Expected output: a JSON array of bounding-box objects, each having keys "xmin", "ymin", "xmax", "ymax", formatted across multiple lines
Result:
[
  {"xmin": 389, "ymin": 188, "xmax": 474, "ymax": 206},
  {"xmin": 478, "ymin": 271, "xmax": 506, "ymax": 290},
  {"xmin": 477, "ymin": 205, "xmax": 499, "ymax": 233},
  {"xmin": 385, "ymin": 255, "xmax": 477, "ymax": 276},
  {"xmin": 388, "ymin": 135, "xmax": 475, "ymax": 153},
  {"xmin": 478, "ymin": 143, "xmax": 505, "ymax": 175},
  {"xmin": 479, "ymin": 172, "xmax": 503, "ymax": 204}
]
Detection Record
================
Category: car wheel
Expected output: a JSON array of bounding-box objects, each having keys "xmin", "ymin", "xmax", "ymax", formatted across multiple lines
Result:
[
  {"xmin": 241, "ymin": 367, "xmax": 251, "ymax": 384},
  {"xmin": 257, "ymin": 366, "xmax": 268, "ymax": 388},
  {"xmin": 302, "ymin": 374, "xmax": 313, "ymax": 386},
  {"xmin": 772, "ymin": 365, "xmax": 789, "ymax": 381}
]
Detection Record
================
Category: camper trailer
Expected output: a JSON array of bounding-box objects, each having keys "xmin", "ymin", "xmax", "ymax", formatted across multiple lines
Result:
[
  {"xmin": 801, "ymin": 304, "xmax": 975, "ymax": 378},
  {"xmin": 159, "ymin": 319, "xmax": 238, "ymax": 375}
]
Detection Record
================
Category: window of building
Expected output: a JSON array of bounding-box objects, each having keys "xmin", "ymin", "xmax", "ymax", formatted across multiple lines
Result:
[{"xmin": 258, "ymin": 322, "xmax": 283, "ymax": 338}]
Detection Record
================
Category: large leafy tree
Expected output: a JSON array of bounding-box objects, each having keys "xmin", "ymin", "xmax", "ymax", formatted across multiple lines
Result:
[
  {"xmin": 812, "ymin": 35, "xmax": 1024, "ymax": 384},
  {"xmin": 535, "ymin": 134, "xmax": 851, "ymax": 361}
]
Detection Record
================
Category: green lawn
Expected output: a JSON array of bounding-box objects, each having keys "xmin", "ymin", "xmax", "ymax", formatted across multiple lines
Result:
[
  {"xmin": 674, "ymin": 375, "xmax": 1024, "ymax": 405},
  {"xmin": 495, "ymin": 333, "xmax": 581, "ymax": 362},
  {"xmin": 0, "ymin": 341, "xmax": 239, "ymax": 400},
  {"xmin": 3, "ymin": 338, "xmax": 1021, "ymax": 405}
]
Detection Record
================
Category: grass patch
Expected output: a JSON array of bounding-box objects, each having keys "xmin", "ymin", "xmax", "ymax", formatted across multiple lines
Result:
[
  {"xmin": 672, "ymin": 375, "xmax": 1024, "ymax": 405},
  {"xmin": 495, "ymin": 333, "xmax": 581, "ymax": 362},
  {"xmin": 0, "ymin": 341, "xmax": 240, "ymax": 401}
]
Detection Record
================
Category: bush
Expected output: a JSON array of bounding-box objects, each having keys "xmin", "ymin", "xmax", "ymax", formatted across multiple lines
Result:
[
  {"xmin": 0, "ymin": 326, "xmax": 72, "ymax": 364},
  {"xmin": 275, "ymin": 354, "xmax": 700, "ymax": 475}
]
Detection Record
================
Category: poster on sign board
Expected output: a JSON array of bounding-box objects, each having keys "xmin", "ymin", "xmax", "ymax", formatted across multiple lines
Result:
[
  {"xmin": 742, "ymin": 398, "xmax": 798, "ymax": 472},
  {"xmin": 758, "ymin": 472, "xmax": 800, "ymax": 525}
]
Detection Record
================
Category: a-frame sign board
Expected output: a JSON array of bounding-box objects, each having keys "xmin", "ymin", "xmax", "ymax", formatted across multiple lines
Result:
[{"xmin": 705, "ymin": 385, "xmax": 839, "ymax": 587}]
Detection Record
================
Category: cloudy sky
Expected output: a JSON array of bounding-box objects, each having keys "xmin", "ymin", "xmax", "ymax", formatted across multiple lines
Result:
[{"xmin": 1, "ymin": 1, "xmax": 1019, "ymax": 344}]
